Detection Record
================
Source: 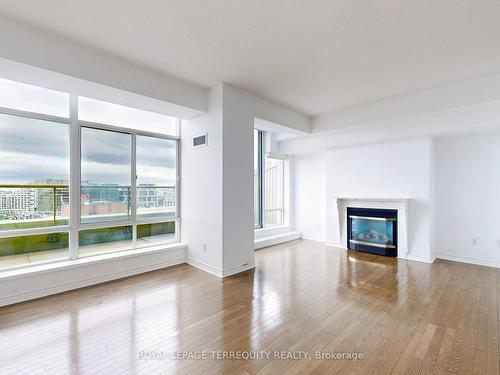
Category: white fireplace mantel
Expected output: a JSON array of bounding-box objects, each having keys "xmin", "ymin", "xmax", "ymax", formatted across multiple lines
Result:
[{"xmin": 333, "ymin": 197, "xmax": 410, "ymax": 259}]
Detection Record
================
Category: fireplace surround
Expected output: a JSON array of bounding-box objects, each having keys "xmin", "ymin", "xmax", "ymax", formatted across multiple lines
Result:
[{"xmin": 332, "ymin": 198, "xmax": 410, "ymax": 260}]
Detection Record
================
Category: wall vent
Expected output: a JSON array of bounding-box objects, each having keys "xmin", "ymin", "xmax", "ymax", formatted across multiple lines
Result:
[{"xmin": 193, "ymin": 133, "xmax": 208, "ymax": 147}]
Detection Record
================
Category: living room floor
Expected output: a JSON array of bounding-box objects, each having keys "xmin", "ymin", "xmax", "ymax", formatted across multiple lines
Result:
[{"xmin": 0, "ymin": 239, "xmax": 498, "ymax": 374}]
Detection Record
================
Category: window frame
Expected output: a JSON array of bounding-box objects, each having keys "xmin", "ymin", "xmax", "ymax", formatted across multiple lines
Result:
[
  {"xmin": 0, "ymin": 91, "xmax": 181, "ymax": 271},
  {"xmin": 254, "ymin": 129, "xmax": 264, "ymax": 229}
]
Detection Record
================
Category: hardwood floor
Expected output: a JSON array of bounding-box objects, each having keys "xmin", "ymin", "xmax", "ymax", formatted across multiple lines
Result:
[{"xmin": 1, "ymin": 239, "xmax": 499, "ymax": 374}]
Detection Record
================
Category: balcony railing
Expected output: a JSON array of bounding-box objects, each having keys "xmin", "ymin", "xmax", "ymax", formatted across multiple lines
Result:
[
  {"xmin": 0, "ymin": 184, "xmax": 69, "ymax": 229},
  {"xmin": 0, "ymin": 183, "xmax": 177, "ymax": 269},
  {"xmin": 0, "ymin": 184, "xmax": 176, "ymax": 229}
]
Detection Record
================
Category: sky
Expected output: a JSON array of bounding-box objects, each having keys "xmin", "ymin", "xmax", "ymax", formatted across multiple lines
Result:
[
  {"xmin": 0, "ymin": 114, "xmax": 176, "ymax": 186},
  {"xmin": 81, "ymin": 127, "xmax": 176, "ymax": 186},
  {"xmin": 0, "ymin": 77, "xmax": 69, "ymax": 117},
  {"xmin": 0, "ymin": 77, "xmax": 177, "ymax": 187},
  {"xmin": 0, "ymin": 114, "xmax": 69, "ymax": 184}
]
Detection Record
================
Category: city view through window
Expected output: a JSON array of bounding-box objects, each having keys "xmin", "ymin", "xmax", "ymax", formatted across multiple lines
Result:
[
  {"xmin": 0, "ymin": 78, "xmax": 179, "ymax": 269},
  {"xmin": 254, "ymin": 129, "xmax": 286, "ymax": 229}
]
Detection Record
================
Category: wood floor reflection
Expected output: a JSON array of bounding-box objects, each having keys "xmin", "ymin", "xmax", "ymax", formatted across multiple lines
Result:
[{"xmin": 1, "ymin": 239, "xmax": 499, "ymax": 374}]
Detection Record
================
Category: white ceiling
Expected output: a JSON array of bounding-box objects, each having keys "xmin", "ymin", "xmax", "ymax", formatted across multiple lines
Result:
[{"xmin": 1, "ymin": 0, "xmax": 500, "ymax": 117}]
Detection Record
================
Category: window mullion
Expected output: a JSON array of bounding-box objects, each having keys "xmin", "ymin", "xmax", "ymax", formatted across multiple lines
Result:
[
  {"xmin": 69, "ymin": 95, "xmax": 80, "ymax": 260},
  {"xmin": 175, "ymin": 138, "xmax": 181, "ymax": 241},
  {"xmin": 259, "ymin": 130, "xmax": 264, "ymax": 228},
  {"xmin": 131, "ymin": 134, "xmax": 137, "ymax": 248}
]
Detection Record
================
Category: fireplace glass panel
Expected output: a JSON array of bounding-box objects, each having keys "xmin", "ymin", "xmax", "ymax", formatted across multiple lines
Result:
[{"xmin": 350, "ymin": 217, "xmax": 395, "ymax": 248}]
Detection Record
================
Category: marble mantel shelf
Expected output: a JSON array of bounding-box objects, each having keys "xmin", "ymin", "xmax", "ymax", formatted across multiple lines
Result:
[{"xmin": 335, "ymin": 197, "xmax": 410, "ymax": 202}]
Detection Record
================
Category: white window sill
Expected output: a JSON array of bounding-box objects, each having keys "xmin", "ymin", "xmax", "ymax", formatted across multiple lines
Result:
[
  {"xmin": 254, "ymin": 225, "xmax": 289, "ymax": 234},
  {"xmin": 254, "ymin": 231, "xmax": 301, "ymax": 249},
  {"xmin": 0, "ymin": 242, "xmax": 187, "ymax": 281},
  {"xmin": 255, "ymin": 225, "xmax": 291, "ymax": 239}
]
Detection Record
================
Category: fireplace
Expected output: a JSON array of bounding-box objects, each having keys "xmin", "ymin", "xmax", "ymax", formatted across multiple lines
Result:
[{"xmin": 347, "ymin": 207, "xmax": 397, "ymax": 257}]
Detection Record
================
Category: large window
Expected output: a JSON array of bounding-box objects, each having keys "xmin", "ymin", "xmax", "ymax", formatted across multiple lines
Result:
[
  {"xmin": 254, "ymin": 130, "xmax": 287, "ymax": 229},
  {"xmin": 0, "ymin": 78, "xmax": 180, "ymax": 270}
]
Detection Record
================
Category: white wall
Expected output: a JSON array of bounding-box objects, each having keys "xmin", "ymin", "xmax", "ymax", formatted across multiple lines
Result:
[
  {"xmin": 434, "ymin": 133, "xmax": 500, "ymax": 267},
  {"xmin": 0, "ymin": 245, "xmax": 186, "ymax": 307},
  {"xmin": 221, "ymin": 85, "xmax": 256, "ymax": 275},
  {"xmin": 325, "ymin": 139, "xmax": 433, "ymax": 260},
  {"xmin": 293, "ymin": 139, "xmax": 433, "ymax": 260},
  {"xmin": 293, "ymin": 152, "xmax": 327, "ymax": 241},
  {"xmin": 181, "ymin": 85, "xmax": 224, "ymax": 275},
  {"xmin": 182, "ymin": 84, "xmax": 306, "ymax": 277}
]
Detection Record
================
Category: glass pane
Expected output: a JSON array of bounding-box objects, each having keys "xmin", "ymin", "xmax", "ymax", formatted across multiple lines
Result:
[
  {"xmin": 254, "ymin": 130, "xmax": 260, "ymax": 227},
  {"xmin": 0, "ymin": 78, "xmax": 69, "ymax": 117},
  {"xmin": 79, "ymin": 226, "xmax": 132, "ymax": 257},
  {"xmin": 0, "ymin": 114, "xmax": 69, "ymax": 230},
  {"xmin": 264, "ymin": 157, "xmax": 284, "ymax": 227},
  {"xmin": 137, "ymin": 221, "xmax": 176, "ymax": 248},
  {"xmin": 81, "ymin": 127, "xmax": 132, "ymax": 223},
  {"xmin": 78, "ymin": 97, "xmax": 177, "ymax": 136},
  {"xmin": 351, "ymin": 218, "xmax": 394, "ymax": 246},
  {"xmin": 0, "ymin": 232, "xmax": 69, "ymax": 269},
  {"xmin": 137, "ymin": 136, "xmax": 176, "ymax": 218}
]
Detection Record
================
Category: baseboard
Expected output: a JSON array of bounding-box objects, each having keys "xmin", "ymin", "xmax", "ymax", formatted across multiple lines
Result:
[
  {"xmin": 325, "ymin": 242, "xmax": 342, "ymax": 248},
  {"xmin": 187, "ymin": 258, "xmax": 256, "ymax": 278},
  {"xmin": 405, "ymin": 254, "xmax": 436, "ymax": 264},
  {"xmin": 187, "ymin": 258, "xmax": 223, "ymax": 277},
  {"xmin": 0, "ymin": 247, "xmax": 186, "ymax": 307},
  {"xmin": 254, "ymin": 231, "xmax": 301, "ymax": 249},
  {"xmin": 222, "ymin": 262, "xmax": 255, "ymax": 277},
  {"xmin": 301, "ymin": 236, "xmax": 326, "ymax": 242},
  {"xmin": 436, "ymin": 252, "xmax": 500, "ymax": 269}
]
